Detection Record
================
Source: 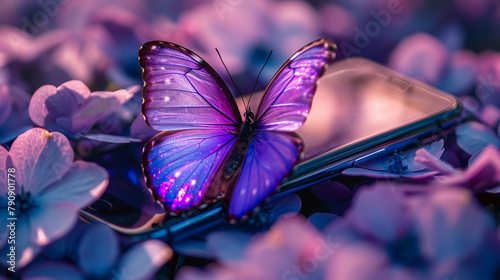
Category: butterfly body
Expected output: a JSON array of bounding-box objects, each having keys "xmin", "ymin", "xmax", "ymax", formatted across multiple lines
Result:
[
  {"xmin": 222, "ymin": 110, "xmax": 254, "ymax": 179},
  {"xmin": 139, "ymin": 38, "xmax": 336, "ymax": 219}
]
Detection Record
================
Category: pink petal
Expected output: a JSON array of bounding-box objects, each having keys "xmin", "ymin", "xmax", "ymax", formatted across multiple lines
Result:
[
  {"xmin": 36, "ymin": 161, "xmax": 108, "ymax": 209},
  {"xmin": 77, "ymin": 223, "xmax": 119, "ymax": 275},
  {"xmin": 29, "ymin": 202, "xmax": 79, "ymax": 246},
  {"xmin": 59, "ymin": 88, "xmax": 134, "ymax": 133},
  {"xmin": 406, "ymin": 140, "xmax": 445, "ymax": 171},
  {"xmin": 0, "ymin": 26, "xmax": 70, "ymax": 62},
  {"xmin": 9, "ymin": 128, "xmax": 73, "ymax": 195},
  {"xmin": 347, "ymin": 185, "xmax": 410, "ymax": 242},
  {"xmin": 326, "ymin": 242, "xmax": 389, "ymax": 280},
  {"xmin": 463, "ymin": 145, "xmax": 500, "ymax": 192},
  {"xmin": 414, "ymin": 147, "xmax": 457, "ymax": 176},
  {"xmin": 115, "ymin": 240, "xmax": 173, "ymax": 280},
  {"xmin": 22, "ymin": 261, "xmax": 84, "ymax": 280},
  {"xmin": 388, "ymin": 33, "xmax": 449, "ymax": 85}
]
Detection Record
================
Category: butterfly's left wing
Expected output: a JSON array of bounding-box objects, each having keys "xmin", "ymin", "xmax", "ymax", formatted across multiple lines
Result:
[{"xmin": 228, "ymin": 38, "xmax": 337, "ymax": 218}]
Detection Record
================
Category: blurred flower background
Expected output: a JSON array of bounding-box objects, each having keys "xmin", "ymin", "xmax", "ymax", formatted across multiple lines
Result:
[{"xmin": 1, "ymin": 0, "xmax": 500, "ymax": 279}]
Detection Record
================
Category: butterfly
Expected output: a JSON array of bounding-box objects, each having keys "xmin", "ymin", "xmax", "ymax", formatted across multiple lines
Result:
[{"xmin": 139, "ymin": 38, "xmax": 336, "ymax": 219}]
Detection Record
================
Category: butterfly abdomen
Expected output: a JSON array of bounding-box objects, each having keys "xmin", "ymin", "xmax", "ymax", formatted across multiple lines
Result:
[{"xmin": 223, "ymin": 116, "xmax": 254, "ymax": 179}]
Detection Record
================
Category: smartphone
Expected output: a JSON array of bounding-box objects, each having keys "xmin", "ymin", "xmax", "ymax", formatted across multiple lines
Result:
[{"xmin": 80, "ymin": 58, "xmax": 464, "ymax": 242}]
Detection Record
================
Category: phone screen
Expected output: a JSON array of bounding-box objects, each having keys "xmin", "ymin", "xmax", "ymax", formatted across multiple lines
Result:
[{"xmin": 296, "ymin": 59, "xmax": 456, "ymax": 162}]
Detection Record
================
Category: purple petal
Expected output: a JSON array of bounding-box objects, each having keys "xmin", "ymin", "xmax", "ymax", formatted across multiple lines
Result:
[
  {"xmin": 62, "ymin": 88, "xmax": 133, "ymax": 133},
  {"xmin": 22, "ymin": 261, "xmax": 83, "ymax": 280},
  {"xmin": 79, "ymin": 133, "xmax": 141, "ymax": 143},
  {"xmin": 29, "ymin": 202, "xmax": 79, "ymax": 246},
  {"xmin": 412, "ymin": 188, "xmax": 495, "ymax": 261},
  {"xmin": 479, "ymin": 105, "xmax": 500, "ymax": 128},
  {"xmin": 130, "ymin": 113, "xmax": 157, "ymax": 140},
  {"xmin": 456, "ymin": 122, "xmax": 500, "ymax": 155},
  {"xmin": 77, "ymin": 223, "xmax": 119, "ymax": 275},
  {"xmin": 0, "ymin": 26, "xmax": 70, "ymax": 62},
  {"xmin": 347, "ymin": 185, "xmax": 410, "ymax": 242},
  {"xmin": 9, "ymin": 128, "xmax": 73, "ymax": 195},
  {"xmin": 115, "ymin": 240, "xmax": 173, "ymax": 280},
  {"xmin": 36, "ymin": 161, "xmax": 108, "ymax": 209},
  {"xmin": 28, "ymin": 81, "xmax": 90, "ymax": 130},
  {"xmin": 388, "ymin": 33, "xmax": 449, "ymax": 85}
]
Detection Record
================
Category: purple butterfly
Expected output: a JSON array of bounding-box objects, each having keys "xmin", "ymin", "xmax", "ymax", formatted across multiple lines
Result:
[{"xmin": 139, "ymin": 38, "xmax": 336, "ymax": 219}]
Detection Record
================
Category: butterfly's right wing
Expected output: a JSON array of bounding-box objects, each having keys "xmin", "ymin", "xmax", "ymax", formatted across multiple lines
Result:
[
  {"xmin": 143, "ymin": 129, "xmax": 237, "ymax": 211},
  {"xmin": 139, "ymin": 41, "xmax": 242, "ymax": 131}
]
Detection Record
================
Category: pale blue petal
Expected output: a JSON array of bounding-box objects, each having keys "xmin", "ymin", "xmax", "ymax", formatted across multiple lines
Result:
[
  {"xmin": 114, "ymin": 240, "xmax": 172, "ymax": 280},
  {"xmin": 23, "ymin": 261, "xmax": 84, "ymax": 280},
  {"xmin": 456, "ymin": 122, "xmax": 500, "ymax": 155},
  {"xmin": 77, "ymin": 223, "xmax": 119, "ymax": 276},
  {"xmin": 9, "ymin": 128, "xmax": 73, "ymax": 195},
  {"xmin": 37, "ymin": 161, "xmax": 108, "ymax": 209}
]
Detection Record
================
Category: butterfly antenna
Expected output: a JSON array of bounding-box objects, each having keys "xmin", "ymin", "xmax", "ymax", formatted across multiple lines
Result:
[
  {"xmin": 215, "ymin": 48, "xmax": 247, "ymax": 110},
  {"xmin": 247, "ymin": 50, "xmax": 273, "ymax": 107}
]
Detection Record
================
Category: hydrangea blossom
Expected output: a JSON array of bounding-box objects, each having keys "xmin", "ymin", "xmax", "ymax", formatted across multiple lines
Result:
[
  {"xmin": 177, "ymin": 216, "xmax": 332, "ymax": 280},
  {"xmin": 0, "ymin": 128, "xmax": 108, "ymax": 268},
  {"xmin": 28, "ymin": 80, "xmax": 135, "ymax": 135},
  {"xmin": 325, "ymin": 184, "xmax": 500, "ymax": 279},
  {"xmin": 24, "ymin": 223, "xmax": 173, "ymax": 280}
]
